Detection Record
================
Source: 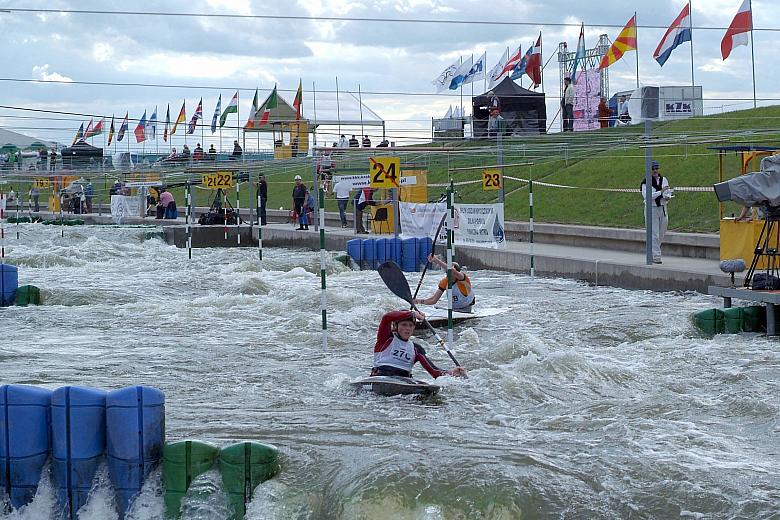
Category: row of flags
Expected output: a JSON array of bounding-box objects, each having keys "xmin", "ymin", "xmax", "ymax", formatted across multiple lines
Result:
[
  {"xmin": 72, "ymin": 81, "xmax": 304, "ymax": 146},
  {"xmin": 433, "ymin": 0, "xmax": 755, "ymax": 91}
]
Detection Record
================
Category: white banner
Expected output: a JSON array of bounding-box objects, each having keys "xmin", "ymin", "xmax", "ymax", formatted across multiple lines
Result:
[
  {"xmin": 332, "ymin": 174, "xmax": 417, "ymax": 190},
  {"xmin": 110, "ymin": 195, "xmax": 141, "ymax": 224},
  {"xmin": 399, "ymin": 202, "xmax": 506, "ymax": 249}
]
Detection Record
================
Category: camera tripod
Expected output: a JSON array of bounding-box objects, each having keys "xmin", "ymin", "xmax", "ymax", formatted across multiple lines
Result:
[{"xmin": 744, "ymin": 206, "xmax": 780, "ymax": 289}]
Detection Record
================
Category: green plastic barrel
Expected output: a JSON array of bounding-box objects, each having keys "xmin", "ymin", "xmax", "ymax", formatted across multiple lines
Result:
[
  {"xmin": 163, "ymin": 440, "xmax": 220, "ymax": 518},
  {"xmin": 218, "ymin": 442, "xmax": 280, "ymax": 519},
  {"xmin": 15, "ymin": 285, "xmax": 42, "ymax": 306},
  {"xmin": 692, "ymin": 308, "xmax": 725, "ymax": 335},
  {"xmin": 721, "ymin": 307, "xmax": 744, "ymax": 334},
  {"xmin": 741, "ymin": 305, "xmax": 766, "ymax": 332}
]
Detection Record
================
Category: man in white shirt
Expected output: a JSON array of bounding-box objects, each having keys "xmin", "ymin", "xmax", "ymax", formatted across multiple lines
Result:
[
  {"xmin": 640, "ymin": 160, "xmax": 673, "ymax": 264},
  {"xmin": 332, "ymin": 178, "xmax": 351, "ymax": 228},
  {"xmin": 562, "ymin": 77, "xmax": 575, "ymax": 132}
]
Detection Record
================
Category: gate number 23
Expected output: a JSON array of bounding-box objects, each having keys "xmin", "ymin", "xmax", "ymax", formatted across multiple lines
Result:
[
  {"xmin": 369, "ymin": 157, "xmax": 401, "ymax": 188},
  {"xmin": 482, "ymin": 169, "xmax": 502, "ymax": 191}
]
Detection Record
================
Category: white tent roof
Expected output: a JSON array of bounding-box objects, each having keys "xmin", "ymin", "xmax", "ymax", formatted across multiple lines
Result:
[
  {"xmin": 302, "ymin": 90, "xmax": 384, "ymax": 127},
  {"xmin": 0, "ymin": 127, "xmax": 56, "ymax": 149}
]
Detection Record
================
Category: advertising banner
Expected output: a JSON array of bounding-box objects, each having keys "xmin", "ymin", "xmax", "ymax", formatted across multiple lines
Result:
[{"xmin": 399, "ymin": 202, "xmax": 506, "ymax": 249}]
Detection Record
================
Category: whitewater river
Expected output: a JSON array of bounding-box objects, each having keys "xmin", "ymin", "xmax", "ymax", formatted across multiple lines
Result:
[{"xmin": 1, "ymin": 224, "xmax": 778, "ymax": 519}]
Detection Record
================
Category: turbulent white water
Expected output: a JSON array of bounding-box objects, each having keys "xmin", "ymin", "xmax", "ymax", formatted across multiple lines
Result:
[{"xmin": 1, "ymin": 224, "xmax": 778, "ymax": 519}]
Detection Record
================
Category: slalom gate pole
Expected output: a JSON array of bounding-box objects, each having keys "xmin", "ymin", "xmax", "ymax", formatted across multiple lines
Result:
[
  {"xmin": 186, "ymin": 181, "xmax": 192, "ymax": 260},
  {"xmin": 319, "ymin": 186, "xmax": 328, "ymax": 349},
  {"xmin": 529, "ymin": 177, "xmax": 535, "ymax": 278},
  {"xmin": 236, "ymin": 181, "xmax": 241, "ymax": 245},
  {"xmin": 59, "ymin": 192, "xmax": 64, "ymax": 237},
  {"xmin": 446, "ymin": 181, "xmax": 454, "ymax": 348},
  {"xmin": 223, "ymin": 189, "xmax": 228, "ymax": 241},
  {"xmin": 0, "ymin": 188, "xmax": 5, "ymax": 263},
  {"xmin": 15, "ymin": 199, "xmax": 19, "ymax": 239},
  {"xmin": 257, "ymin": 174, "xmax": 263, "ymax": 267}
]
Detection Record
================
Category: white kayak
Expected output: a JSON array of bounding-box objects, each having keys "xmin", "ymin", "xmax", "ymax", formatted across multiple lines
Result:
[
  {"xmin": 420, "ymin": 306, "xmax": 509, "ymax": 328},
  {"xmin": 349, "ymin": 375, "xmax": 440, "ymax": 397}
]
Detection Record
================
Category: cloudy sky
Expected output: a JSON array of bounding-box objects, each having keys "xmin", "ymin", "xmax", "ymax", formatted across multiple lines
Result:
[{"xmin": 0, "ymin": 0, "xmax": 777, "ymax": 150}]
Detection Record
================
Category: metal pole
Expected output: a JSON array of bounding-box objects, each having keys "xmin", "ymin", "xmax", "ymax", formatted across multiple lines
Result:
[
  {"xmin": 529, "ymin": 172, "xmax": 535, "ymax": 278},
  {"xmin": 688, "ymin": 0, "xmax": 695, "ymax": 87},
  {"xmin": 335, "ymin": 76, "xmax": 342, "ymax": 136},
  {"xmin": 446, "ymin": 181, "xmax": 455, "ymax": 348},
  {"xmin": 358, "ymin": 84, "xmax": 364, "ymax": 138},
  {"xmin": 257, "ymin": 173, "xmax": 263, "ymax": 266},
  {"xmin": 312, "ymin": 81, "xmax": 318, "ymax": 146},
  {"xmin": 634, "ymin": 12, "xmax": 640, "ymax": 88},
  {"xmin": 236, "ymin": 181, "xmax": 241, "ymax": 245},
  {"xmin": 497, "ymin": 124, "xmax": 504, "ymax": 203},
  {"xmin": 749, "ymin": 0, "xmax": 757, "ymax": 109},
  {"xmin": 312, "ymin": 154, "xmax": 319, "ymax": 232},
  {"xmin": 0, "ymin": 188, "xmax": 5, "ymax": 264},
  {"xmin": 644, "ymin": 119, "xmax": 653, "ymax": 265},
  {"xmin": 319, "ymin": 186, "xmax": 328, "ymax": 349},
  {"xmin": 186, "ymin": 181, "xmax": 192, "ymax": 259}
]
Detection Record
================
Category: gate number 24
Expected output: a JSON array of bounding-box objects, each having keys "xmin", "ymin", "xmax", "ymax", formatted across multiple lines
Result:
[{"xmin": 369, "ymin": 157, "xmax": 401, "ymax": 188}]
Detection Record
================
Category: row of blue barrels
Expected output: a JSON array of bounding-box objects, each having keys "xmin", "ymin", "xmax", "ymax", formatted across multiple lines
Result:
[
  {"xmin": 346, "ymin": 237, "xmax": 433, "ymax": 272},
  {"xmin": 0, "ymin": 384, "xmax": 164, "ymax": 519},
  {"xmin": 1, "ymin": 264, "xmax": 17, "ymax": 306}
]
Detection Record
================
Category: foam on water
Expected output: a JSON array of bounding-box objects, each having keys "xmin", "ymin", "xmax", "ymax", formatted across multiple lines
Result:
[{"xmin": 1, "ymin": 223, "xmax": 778, "ymax": 519}]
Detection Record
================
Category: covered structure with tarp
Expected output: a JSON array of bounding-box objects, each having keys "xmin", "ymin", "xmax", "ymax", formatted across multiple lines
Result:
[
  {"xmin": 242, "ymin": 87, "xmax": 385, "ymax": 159},
  {"xmin": 60, "ymin": 139, "xmax": 103, "ymax": 169},
  {"xmin": 472, "ymin": 77, "xmax": 546, "ymax": 137}
]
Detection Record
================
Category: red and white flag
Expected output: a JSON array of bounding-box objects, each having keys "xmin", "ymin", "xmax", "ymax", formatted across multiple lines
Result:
[
  {"xmin": 526, "ymin": 33, "xmax": 543, "ymax": 87},
  {"xmin": 721, "ymin": 0, "xmax": 752, "ymax": 60}
]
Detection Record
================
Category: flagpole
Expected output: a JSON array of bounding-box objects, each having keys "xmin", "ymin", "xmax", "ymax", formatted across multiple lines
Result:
[
  {"xmin": 688, "ymin": 0, "xmax": 695, "ymax": 87},
  {"xmin": 540, "ymin": 32, "xmax": 545, "ymax": 93},
  {"xmin": 312, "ymin": 81, "xmax": 318, "ymax": 146},
  {"xmin": 634, "ymin": 12, "xmax": 640, "ymax": 88},
  {"xmin": 358, "ymin": 83, "xmax": 364, "ymax": 138},
  {"xmin": 236, "ymin": 90, "xmax": 240, "ymax": 155},
  {"xmin": 749, "ymin": 0, "xmax": 757, "ymax": 108},
  {"xmin": 335, "ymin": 76, "xmax": 341, "ymax": 136}
]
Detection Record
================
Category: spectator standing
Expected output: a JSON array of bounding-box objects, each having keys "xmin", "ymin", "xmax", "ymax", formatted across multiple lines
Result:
[
  {"xmin": 597, "ymin": 97, "xmax": 611, "ymax": 129},
  {"xmin": 562, "ymin": 77, "xmax": 575, "ymax": 132},
  {"xmin": 84, "ymin": 181, "xmax": 94, "ymax": 213},
  {"xmin": 337, "ymin": 134, "xmax": 348, "ymax": 148},
  {"xmin": 159, "ymin": 187, "xmax": 177, "ymax": 219},
  {"xmin": 38, "ymin": 148, "xmax": 47, "ymax": 171},
  {"xmin": 618, "ymin": 95, "xmax": 631, "ymax": 124},
  {"xmin": 231, "ymin": 140, "xmax": 242, "ymax": 160},
  {"xmin": 258, "ymin": 174, "xmax": 268, "ymax": 225},
  {"xmin": 332, "ymin": 177, "xmax": 351, "ymax": 228},
  {"xmin": 49, "ymin": 149, "xmax": 56, "ymax": 171},
  {"xmin": 362, "ymin": 135, "xmax": 371, "ymax": 147},
  {"xmin": 292, "ymin": 174, "xmax": 308, "ymax": 230},
  {"xmin": 29, "ymin": 185, "xmax": 40, "ymax": 212},
  {"xmin": 318, "ymin": 150, "xmax": 334, "ymax": 193},
  {"xmin": 640, "ymin": 160, "xmax": 673, "ymax": 264}
]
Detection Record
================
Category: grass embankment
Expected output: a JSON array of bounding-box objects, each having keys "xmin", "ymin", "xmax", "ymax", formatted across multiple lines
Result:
[{"xmin": 5, "ymin": 106, "xmax": 778, "ymax": 233}]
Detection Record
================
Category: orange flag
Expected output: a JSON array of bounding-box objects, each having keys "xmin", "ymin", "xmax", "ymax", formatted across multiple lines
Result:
[{"xmin": 599, "ymin": 15, "xmax": 637, "ymax": 69}]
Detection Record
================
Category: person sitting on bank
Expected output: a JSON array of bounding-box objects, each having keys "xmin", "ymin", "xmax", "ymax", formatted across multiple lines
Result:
[
  {"xmin": 348, "ymin": 134, "xmax": 360, "ymax": 147},
  {"xmin": 207, "ymin": 144, "xmax": 217, "ymax": 160},
  {"xmin": 413, "ymin": 254, "xmax": 475, "ymax": 312},
  {"xmin": 193, "ymin": 143, "xmax": 204, "ymax": 161},
  {"xmin": 371, "ymin": 310, "xmax": 467, "ymax": 379},
  {"xmin": 362, "ymin": 135, "xmax": 371, "ymax": 147},
  {"xmin": 159, "ymin": 187, "xmax": 177, "ymax": 219}
]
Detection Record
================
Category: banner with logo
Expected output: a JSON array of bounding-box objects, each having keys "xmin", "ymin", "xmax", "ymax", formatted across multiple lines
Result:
[
  {"xmin": 399, "ymin": 202, "xmax": 506, "ymax": 249},
  {"xmin": 110, "ymin": 195, "xmax": 141, "ymax": 224}
]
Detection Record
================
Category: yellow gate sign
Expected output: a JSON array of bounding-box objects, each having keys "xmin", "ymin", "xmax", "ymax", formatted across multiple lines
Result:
[
  {"xmin": 369, "ymin": 157, "xmax": 401, "ymax": 188},
  {"xmin": 34, "ymin": 178, "xmax": 50, "ymax": 189},
  {"xmin": 202, "ymin": 171, "xmax": 234, "ymax": 189},
  {"xmin": 482, "ymin": 169, "xmax": 502, "ymax": 191}
]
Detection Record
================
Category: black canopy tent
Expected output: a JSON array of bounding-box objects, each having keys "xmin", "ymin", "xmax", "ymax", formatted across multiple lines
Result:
[
  {"xmin": 60, "ymin": 139, "xmax": 103, "ymax": 169},
  {"xmin": 472, "ymin": 77, "xmax": 546, "ymax": 137}
]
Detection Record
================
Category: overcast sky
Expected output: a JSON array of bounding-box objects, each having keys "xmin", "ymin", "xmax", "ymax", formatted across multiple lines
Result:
[{"xmin": 0, "ymin": 0, "xmax": 777, "ymax": 150}]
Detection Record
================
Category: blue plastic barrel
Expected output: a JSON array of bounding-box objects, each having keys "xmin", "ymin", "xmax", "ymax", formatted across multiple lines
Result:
[
  {"xmin": 106, "ymin": 386, "xmax": 165, "ymax": 518},
  {"xmin": 51, "ymin": 386, "xmax": 107, "ymax": 519},
  {"xmin": 361, "ymin": 238, "xmax": 376, "ymax": 270},
  {"xmin": 374, "ymin": 238, "xmax": 389, "ymax": 266},
  {"xmin": 388, "ymin": 238, "xmax": 403, "ymax": 266},
  {"xmin": 346, "ymin": 239, "xmax": 362, "ymax": 268},
  {"xmin": 417, "ymin": 237, "xmax": 433, "ymax": 271},
  {"xmin": 0, "ymin": 385, "xmax": 52, "ymax": 510},
  {"xmin": 0, "ymin": 264, "xmax": 18, "ymax": 306},
  {"xmin": 400, "ymin": 238, "xmax": 418, "ymax": 272}
]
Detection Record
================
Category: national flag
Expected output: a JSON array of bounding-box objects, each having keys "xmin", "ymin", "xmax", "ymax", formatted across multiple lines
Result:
[
  {"xmin": 510, "ymin": 45, "xmax": 533, "ymax": 80},
  {"xmin": 258, "ymin": 87, "xmax": 278, "ymax": 126},
  {"xmin": 721, "ymin": 0, "xmax": 752, "ymax": 60},
  {"xmin": 599, "ymin": 15, "xmax": 637, "ymax": 69},
  {"xmin": 134, "ymin": 111, "xmax": 147, "ymax": 143},
  {"xmin": 211, "ymin": 94, "xmax": 221, "ymax": 134},
  {"xmin": 187, "ymin": 98, "xmax": 202, "ymax": 134},
  {"xmin": 432, "ymin": 59, "xmax": 460, "ymax": 93},
  {"xmin": 85, "ymin": 117, "xmax": 105, "ymax": 138},
  {"xmin": 293, "ymin": 80, "xmax": 303, "ymax": 122},
  {"xmin": 499, "ymin": 47, "xmax": 524, "ymax": 76},
  {"xmin": 244, "ymin": 89, "xmax": 259, "ymax": 129},
  {"xmin": 570, "ymin": 23, "xmax": 586, "ymax": 81},
  {"xmin": 147, "ymin": 107, "xmax": 157, "ymax": 140},
  {"xmin": 462, "ymin": 52, "xmax": 487, "ymax": 86},
  {"xmin": 117, "ymin": 112, "xmax": 128, "ymax": 142},
  {"xmin": 526, "ymin": 33, "xmax": 543, "ymax": 87},
  {"xmin": 449, "ymin": 56, "xmax": 474, "ymax": 90},
  {"xmin": 107, "ymin": 116, "xmax": 115, "ymax": 147},
  {"xmin": 163, "ymin": 104, "xmax": 170, "ymax": 142},
  {"xmin": 220, "ymin": 91, "xmax": 238, "ymax": 128},
  {"xmin": 72, "ymin": 122, "xmax": 84, "ymax": 145},
  {"xmin": 488, "ymin": 48, "xmax": 509, "ymax": 89},
  {"xmin": 653, "ymin": 4, "xmax": 692, "ymax": 67},
  {"xmin": 83, "ymin": 118, "xmax": 94, "ymax": 139},
  {"xmin": 171, "ymin": 101, "xmax": 186, "ymax": 135}
]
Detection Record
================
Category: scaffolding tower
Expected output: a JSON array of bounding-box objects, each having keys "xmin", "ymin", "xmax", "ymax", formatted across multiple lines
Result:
[{"xmin": 557, "ymin": 34, "xmax": 611, "ymax": 101}]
